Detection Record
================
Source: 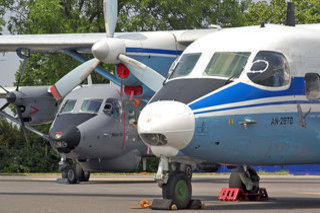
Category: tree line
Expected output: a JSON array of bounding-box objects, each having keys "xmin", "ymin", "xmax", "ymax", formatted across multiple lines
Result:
[{"xmin": 0, "ymin": 0, "xmax": 319, "ymax": 173}]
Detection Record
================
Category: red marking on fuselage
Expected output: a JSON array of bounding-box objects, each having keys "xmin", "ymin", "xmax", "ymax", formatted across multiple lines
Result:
[{"xmin": 30, "ymin": 106, "xmax": 39, "ymax": 115}]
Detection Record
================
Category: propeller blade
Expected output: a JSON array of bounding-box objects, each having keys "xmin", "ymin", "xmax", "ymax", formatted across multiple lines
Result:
[
  {"xmin": 118, "ymin": 54, "xmax": 165, "ymax": 92},
  {"xmin": 104, "ymin": 0, "xmax": 118, "ymax": 37},
  {"xmin": 0, "ymin": 85, "xmax": 9, "ymax": 93},
  {"xmin": 0, "ymin": 86, "xmax": 9, "ymax": 98},
  {"xmin": 16, "ymin": 58, "xmax": 29, "ymax": 91},
  {"xmin": 15, "ymin": 105, "xmax": 29, "ymax": 144},
  {"xmin": 0, "ymin": 102, "xmax": 10, "ymax": 112},
  {"xmin": 0, "ymin": 111, "xmax": 50, "ymax": 141},
  {"xmin": 50, "ymin": 59, "xmax": 100, "ymax": 100}
]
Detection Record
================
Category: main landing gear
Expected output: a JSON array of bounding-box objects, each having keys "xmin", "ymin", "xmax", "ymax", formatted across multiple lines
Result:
[
  {"xmin": 229, "ymin": 166, "xmax": 260, "ymax": 194},
  {"xmin": 218, "ymin": 166, "xmax": 267, "ymax": 202},
  {"xmin": 155, "ymin": 156, "xmax": 193, "ymax": 209},
  {"xmin": 58, "ymin": 154, "xmax": 90, "ymax": 184}
]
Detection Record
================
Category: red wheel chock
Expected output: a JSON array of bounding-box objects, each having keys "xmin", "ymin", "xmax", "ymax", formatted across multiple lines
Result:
[{"xmin": 218, "ymin": 187, "xmax": 268, "ymax": 202}]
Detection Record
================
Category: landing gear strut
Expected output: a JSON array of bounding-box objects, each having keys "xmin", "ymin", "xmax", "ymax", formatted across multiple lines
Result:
[
  {"xmin": 58, "ymin": 154, "xmax": 90, "ymax": 184},
  {"xmin": 155, "ymin": 156, "xmax": 193, "ymax": 209},
  {"xmin": 229, "ymin": 166, "xmax": 260, "ymax": 193}
]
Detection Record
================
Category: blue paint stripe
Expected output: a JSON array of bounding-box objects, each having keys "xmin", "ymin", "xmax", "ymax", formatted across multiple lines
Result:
[
  {"xmin": 126, "ymin": 47, "xmax": 182, "ymax": 55},
  {"xmin": 194, "ymin": 100, "xmax": 320, "ymax": 115},
  {"xmin": 190, "ymin": 77, "xmax": 306, "ymax": 110}
]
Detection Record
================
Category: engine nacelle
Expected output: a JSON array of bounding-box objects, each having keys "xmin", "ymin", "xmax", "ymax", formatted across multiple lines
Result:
[{"xmin": 14, "ymin": 86, "xmax": 59, "ymax": 125}]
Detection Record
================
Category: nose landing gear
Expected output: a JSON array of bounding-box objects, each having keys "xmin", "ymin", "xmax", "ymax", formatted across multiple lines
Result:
[
  {"xmin": 58, "ymin": 154, "xmax": 90, "ymax": 184},
  {"xmin": 155, "ymin": 156, "xmax": 194, "ymax": 209}
]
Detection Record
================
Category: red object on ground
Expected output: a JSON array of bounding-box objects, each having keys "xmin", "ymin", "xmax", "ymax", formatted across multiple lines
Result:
[{"xmin": 218, "ymin": 187, "xmax": 268, "ymax": 202}]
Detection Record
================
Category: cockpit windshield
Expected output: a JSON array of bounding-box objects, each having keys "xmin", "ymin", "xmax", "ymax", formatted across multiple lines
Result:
[
  {"xmin": 204, "ymin": 52, "xmax": 251, "ymax": 78},
  {"xmin": 60, "ymin": 100, "xmax": 76, "ymax": 113},
  {"xmin": 169, "ymin": 53, "xmax": 201, "ymax": 79},
  {"xmin": 80, "ymin": 99, "xmax": 103, "ymax": 113}
]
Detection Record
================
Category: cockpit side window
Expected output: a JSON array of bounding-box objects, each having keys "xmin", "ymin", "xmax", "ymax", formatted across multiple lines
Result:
[
  {"xmin": 103, "ymin": 98, "xmax": 121, "ymax": 118},
  {"xmin": 60, "ymin": 100, "xmax": 76, "ymax": 113},
  {"xmin": 80, "ymin": 99, "xmax": 103, "ymax": 113},
  {"xmin": 247, "ymin": 51, "xmax": 290, "ymax": 87},
  {"xmin": 169, "ymin": 53, "xmax": 201, "ymax": 79},
  {"xmin": 305, "ymin": 73, "xmax": 320, "ymax": 100},
  {"xmin": 204, "ymin": 52, "xmax": 250, "ymax": 78}
]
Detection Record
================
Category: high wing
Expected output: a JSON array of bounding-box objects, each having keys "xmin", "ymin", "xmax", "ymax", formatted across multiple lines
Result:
[{"xmin": 0, "ymin": 29, "xmax": 218, "ymax": 53}]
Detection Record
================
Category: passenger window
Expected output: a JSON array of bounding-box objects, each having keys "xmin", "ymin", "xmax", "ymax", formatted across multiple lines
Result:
[
  {"xmin": 80, "ymin": 99, "xmax": 103, "ymax": 113},
  {"xmin": 60, "ymin": 100, "xmax": 76, "ymax": 113},
  {"xmin": 305, "ymin": 73, "xmax": 320, "ymax": 100},
  {"xmin": 247, "ymin": 51, "xmax": 290, "ymax": 87}
]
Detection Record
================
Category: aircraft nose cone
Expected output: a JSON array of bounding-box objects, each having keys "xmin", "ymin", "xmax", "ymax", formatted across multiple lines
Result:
[
  {"xmin": 49, "ymin": 126, "xmax": 81, "ymax": 153},
  {"xmin": 138, "ymin": 101, "xmax": 195, "ymax": 156},
  {"xmin": 92, "ymin": 39, "xmax": 110, "ymax": 62}
]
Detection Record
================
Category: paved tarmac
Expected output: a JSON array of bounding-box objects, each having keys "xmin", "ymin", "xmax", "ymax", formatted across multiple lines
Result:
[{"xmin": 1, "ymin": 174, "xmax": 320, "ymax": 212}]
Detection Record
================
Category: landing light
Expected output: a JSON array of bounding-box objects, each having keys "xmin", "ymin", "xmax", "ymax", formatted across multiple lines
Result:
[
  {"xmin": 117, "ymin": 63, "xmax": 130, "ymax": 79},
  {"xmin": 140, "ymin": 133, "xmax": 168, "ymax": 146}
]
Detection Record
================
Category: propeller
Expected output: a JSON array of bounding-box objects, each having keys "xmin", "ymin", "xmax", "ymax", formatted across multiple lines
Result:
[
  {"xmin": 91, "ymin": 0, "xmax": 165, "ymax": 92},
  {"xmin": 0, "ymin": 49, "xmax": 31, "ymax": 143}
]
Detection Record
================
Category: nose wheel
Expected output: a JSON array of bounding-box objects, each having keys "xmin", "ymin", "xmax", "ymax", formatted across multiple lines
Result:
[
  {"xmin": 162, "ymin": 171, "xmax": 192, "ymax": 209},
  {"xmin": 155, "ymin": 156, "xmax": 193, "ymax": 209}
]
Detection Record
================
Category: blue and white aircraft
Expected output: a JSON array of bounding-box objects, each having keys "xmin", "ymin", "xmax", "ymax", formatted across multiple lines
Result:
[{"xmin": 137, "ymin": 4, "xmax": 320, "ymax": 209}]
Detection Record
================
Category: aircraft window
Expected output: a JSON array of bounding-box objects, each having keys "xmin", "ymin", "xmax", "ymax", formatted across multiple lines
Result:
[
  {"xmin": 305, "ymin": 73, "xmax": 320, "ymax": 100},
  {"xmin": 103, "ymin": 98, "xmax": 121, "ymax": 118},
  {"xmin": 204, "ymin": 52, "xmax": 250, "ymax": 78},
  {"xmin": 247, "ymin": 51, "xmax": 290, "ymax": 87},
  {"xmin": 169, "ymin": 53, "xmax": 201, "ymax": 79},
  {"xmin": 60, "ymin": 100, "xmax": 76, "ymax": 113},
  {"xmin": 80, "ymin": 99, "xmax": 103, "ymax": 113}
]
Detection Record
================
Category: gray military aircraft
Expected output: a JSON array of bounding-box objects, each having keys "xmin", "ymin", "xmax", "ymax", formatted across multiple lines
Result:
[{"xmin": 0, "ymin": 0, "xmax": 220, "ymax": 183}]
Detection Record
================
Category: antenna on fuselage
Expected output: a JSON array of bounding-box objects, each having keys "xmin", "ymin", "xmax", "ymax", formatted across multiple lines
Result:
[{"xmin": 285, "ymin": 2, "xmax": 295, "ymax": 27}]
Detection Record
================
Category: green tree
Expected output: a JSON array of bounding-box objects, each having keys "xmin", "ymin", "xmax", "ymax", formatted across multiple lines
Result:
[{"xmin": 245, "ymin": 0, "xmax": 320, "ymax": 25}]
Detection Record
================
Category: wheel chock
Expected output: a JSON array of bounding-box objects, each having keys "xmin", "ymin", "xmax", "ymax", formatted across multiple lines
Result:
[
  {"xmin": 187, "ymin": 199, "xmax": 205, "ymax": 209},
  {"xmin": 218, "ymin": 188, "xmax": 247, "ymax": 201},
  {"xmin": 130, "ymin": 199, "xmax": 205, "ymax": 210},
  {"xmin": 150, "ymin": 199, "xmax": 175, "ymax": 210},
  {"xmin": 218, "ymin": 187, "xmax": 269, "ymax": 202}
]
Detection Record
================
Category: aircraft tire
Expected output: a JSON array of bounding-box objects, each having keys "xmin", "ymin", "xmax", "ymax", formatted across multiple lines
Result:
[
  {"xmin": 75, "ymin": 163, "xmax": 85, "ymax": 181},
  {"xmin": 162, "ymin": 171, "xmax": 191, "ymax": 209},
  {"xmin": 229, "ymin": 172, "xmax": 246, "ymax": 189},
  {"xmin": 229, "ymin": 170, "xmax": 259, "ymax": 194},
  {"xmin": 65, "ymin": 165, "xmax": 77, "ymax": 184},
  {"xmin": 82, "ymin": 171, "xmax": 90, "ymax": 182}
]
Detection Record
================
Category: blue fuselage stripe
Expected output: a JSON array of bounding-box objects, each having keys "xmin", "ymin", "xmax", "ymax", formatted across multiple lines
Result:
[
  {"xmin": 126, "ymin": 47, "xmax": 183, "ymax": 55},
  {"xmin": 194, "ymin": 100, "xmax": 320, "ymax": 115},
  {"xmin": 190, "ymin": 77, "xmax": 306, "ymax": 111}
]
